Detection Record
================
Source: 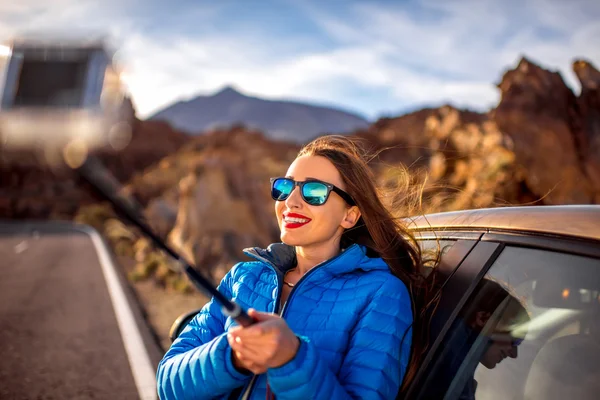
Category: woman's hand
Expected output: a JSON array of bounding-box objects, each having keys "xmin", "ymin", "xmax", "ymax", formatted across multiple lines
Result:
[{"xmin": 227, "ymin": 309, "xmax": 300, "ymax": 375}]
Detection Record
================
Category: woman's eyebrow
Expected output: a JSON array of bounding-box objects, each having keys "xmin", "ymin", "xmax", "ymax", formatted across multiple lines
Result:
[{"xmin": 285, "ymin": 176, "xmax": 321, "ymax": 181}]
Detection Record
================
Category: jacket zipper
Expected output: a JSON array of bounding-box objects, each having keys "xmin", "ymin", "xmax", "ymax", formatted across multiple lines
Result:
[
  {"xmin": 240, "ymin": 245, "xmax": 357, "ymax": 399},
  {"xmin": 280, "ymin": 245, "xmax": 357, "ymax": 318}
]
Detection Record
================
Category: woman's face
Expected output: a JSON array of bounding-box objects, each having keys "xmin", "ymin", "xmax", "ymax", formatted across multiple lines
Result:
[
  {"xmin": 275, "ymin": 155, "xmax": 359, "ymax": 249},
  {"xmin": 480, "ymin": 338, "xmax": 519, "ymax": 369}
]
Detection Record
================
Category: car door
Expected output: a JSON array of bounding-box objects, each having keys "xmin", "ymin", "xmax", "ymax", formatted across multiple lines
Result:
[
  {"xmin": 402, "ymin": 233, "xmax": 501, "ymax": 399},
  {"xmin": 409, "ymin": 231, "xmax": 600, "ymax": 400}
]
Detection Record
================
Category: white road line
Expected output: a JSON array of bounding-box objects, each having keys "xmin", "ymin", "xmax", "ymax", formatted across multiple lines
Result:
[{"xmin": 79, "ymin": 225, "xmax": 157, "ymax": 400}]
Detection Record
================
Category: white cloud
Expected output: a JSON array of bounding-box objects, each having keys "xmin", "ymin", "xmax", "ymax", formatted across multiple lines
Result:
[
  {"xmin": 0, "ymin": 0, "xmax": 599, "ymax": 120},
  {"xmin": 119, "ymin": 30, "xmax": 501, "ymax": 118},
  {"xmin": 305, "ymin": 0, "xmax": 600, "ymax": 112}
]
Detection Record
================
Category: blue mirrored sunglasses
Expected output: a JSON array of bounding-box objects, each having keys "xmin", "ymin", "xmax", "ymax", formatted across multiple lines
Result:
[{"xmin": 270, "ymin": 177, "xmax": 355, "ymax": 206}]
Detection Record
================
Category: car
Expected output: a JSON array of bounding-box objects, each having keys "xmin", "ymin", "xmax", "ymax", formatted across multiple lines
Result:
[
  {"xmin": 169, "ymin": 205, "xmax": 600, "ymax": 400},
  {"xmin": 0, "ymin": 36, "xmax": 133, "ymax": 161}
]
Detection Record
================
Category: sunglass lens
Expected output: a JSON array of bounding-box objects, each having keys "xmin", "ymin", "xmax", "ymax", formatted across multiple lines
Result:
[
  {"xmin": 272, "ymin": 178, "xmax": 294, "ymax": 201},
  {"xmin": 302, "ymin": 182, "xmax": 328, "ymax": 205}
]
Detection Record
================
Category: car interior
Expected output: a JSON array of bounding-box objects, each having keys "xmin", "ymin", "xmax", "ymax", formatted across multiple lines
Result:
[
  {"xmin": 521, "ymin": 275, "xmax": 600, "ymax": 399},
  {"xmin": 471, "ymin": 249, "xmax": 600, "ymax": 400}
]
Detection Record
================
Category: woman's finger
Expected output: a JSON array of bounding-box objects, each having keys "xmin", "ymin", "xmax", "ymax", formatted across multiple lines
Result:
[
  {"xmin": 227, "ymin": 333, "xmax": 242, "ymax": 350},
  {"xmin": 235, "ymin": 351, "xmax": 267, "ymax": 374},
  {"xmin": 233, "ymin": 329, "xmax": 281, "ymax": 350},
  {"xmin": 234, "ymin": 351, "xmax": 245, "ymax": 362},
  {"xmin": 229, "ymin": 333, "xmax": 261, "ymax": 350},
  {"xmin": 233, "ymin": 343, "xmax": 266, "ymax": 361},
  {"xmin": 236, "ymin": 324, "xmax": 269, "ymax": 338},
  {"xmin": 229, "ymin": 334, "xmax": 269, "ymax": 361},
  {"xmin": 231, "ymin": 333, "xmax": 276, "ymax": 345}
]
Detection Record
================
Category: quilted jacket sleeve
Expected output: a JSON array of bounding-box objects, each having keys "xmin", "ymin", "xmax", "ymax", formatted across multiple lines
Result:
[
  {"xmin": 267, "ymin": 276, "xmax": 413, "ymax": 400},
  {"xmin": 156, "ymin": 264, "xmax": 252, "ymax": 399}
]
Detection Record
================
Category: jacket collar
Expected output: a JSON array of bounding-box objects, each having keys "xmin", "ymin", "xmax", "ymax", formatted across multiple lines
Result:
[{"xmin": 242, "ymin": 242, "xmax": 389, "ymax": 275}]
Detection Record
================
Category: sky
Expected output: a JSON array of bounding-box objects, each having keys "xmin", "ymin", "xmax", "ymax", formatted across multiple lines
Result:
[{"xmin": 0, "ymin": 0, "xmax": 599, "ymax": 121}]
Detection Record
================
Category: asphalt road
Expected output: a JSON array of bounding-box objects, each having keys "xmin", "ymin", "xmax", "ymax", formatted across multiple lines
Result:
[{"xmin": 0, "ymin": 221, "xmax": 163, "ymax": 400}]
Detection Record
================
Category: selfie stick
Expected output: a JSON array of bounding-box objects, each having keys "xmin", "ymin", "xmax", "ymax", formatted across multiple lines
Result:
[
  {"xmin": 0, "ymin": 36, "xmax": 254, "ymax": 326},
  {"xmin": 75, "ymin": 156, "xmax": 255, "ymax": 327}
]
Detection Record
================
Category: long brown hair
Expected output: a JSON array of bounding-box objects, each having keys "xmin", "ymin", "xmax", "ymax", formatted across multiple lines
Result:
[{"xmin": 298, "ymin": 134, "xmax": 440, "ymax": 394}]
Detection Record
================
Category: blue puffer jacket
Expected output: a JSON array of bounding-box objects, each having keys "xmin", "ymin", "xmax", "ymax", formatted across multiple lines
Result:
[{"xmin": 157, "ymin": 243, "xmax": 413, "ymax": 399}]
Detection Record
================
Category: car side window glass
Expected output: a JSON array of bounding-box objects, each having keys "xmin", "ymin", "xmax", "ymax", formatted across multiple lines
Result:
[
  {"xmin": 418, "ymin": 239, "xmax": 456, "ymax": 278},
  {"xmin": 420, "ymin": 246, "xmax": 600, "ymax": 400}
]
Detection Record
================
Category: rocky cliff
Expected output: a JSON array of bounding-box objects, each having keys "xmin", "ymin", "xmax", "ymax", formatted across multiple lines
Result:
[
  {"xmin": 120, "ymin": 58, "xmax": 600, "ymax": 285},
  {"xmin": 493, "ymin": 58, "xmax": 600, "ymax": 204},
  {"xmin": 2, "ymin": 56, "xmax": 599, "ymax": 290},
  {"xmin": 123, "ymin": 126, "xmax": 299, "ymax": 283}
]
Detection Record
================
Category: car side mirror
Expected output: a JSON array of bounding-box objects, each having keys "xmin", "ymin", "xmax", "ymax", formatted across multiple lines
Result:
[{"xmin": 169, "ymin": 308, "xmax": 202, "ymax": 342}]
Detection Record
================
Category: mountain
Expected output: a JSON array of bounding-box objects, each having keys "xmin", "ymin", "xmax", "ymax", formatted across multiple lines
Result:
[{"xmin": 148, "ymin": 86, "xmax": 370, "ymax": 142}]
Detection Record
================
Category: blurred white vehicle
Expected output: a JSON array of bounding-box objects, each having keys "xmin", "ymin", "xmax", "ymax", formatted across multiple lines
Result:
[{"xmin": 0, "ymin": 35, "xmax": 133, "ymax": 166}]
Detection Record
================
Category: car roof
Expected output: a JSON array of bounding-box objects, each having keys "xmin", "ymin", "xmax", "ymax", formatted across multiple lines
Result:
[{"xmin": 405, "ymin": 205, "xmax": 600, "ymax": 242}]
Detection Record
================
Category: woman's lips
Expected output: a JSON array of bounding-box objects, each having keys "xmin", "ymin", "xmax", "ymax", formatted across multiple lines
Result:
[
  {"xmin": 283, "ymin": 220, "xmax": 310, "ymax": 229},
  {"xmin": 283, "ymin": 213, "xmax": 311, "ymax": 229}
]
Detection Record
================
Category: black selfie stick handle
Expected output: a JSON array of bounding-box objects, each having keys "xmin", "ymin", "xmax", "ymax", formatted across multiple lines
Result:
[{"xmin": 75, "ymin": 157, "xmax": 255, "ymax": 327}]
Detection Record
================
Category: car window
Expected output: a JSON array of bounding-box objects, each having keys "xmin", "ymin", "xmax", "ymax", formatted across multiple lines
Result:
[
  {"xmin": 418, "ymin": 239, "xmax": 456, "ymax": 255},
  {"xmin": 418, "ymin": 245, "xmax": 600, "ymax": 400},
  {"xmin": 418, "ymin": 239, "xmax": 457, "ymax": 277}
]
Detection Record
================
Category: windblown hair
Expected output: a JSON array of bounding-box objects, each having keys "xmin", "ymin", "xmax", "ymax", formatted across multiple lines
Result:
[{"xmin": 298, "ymin": 135, "xmax": 441, "ymax": 393}]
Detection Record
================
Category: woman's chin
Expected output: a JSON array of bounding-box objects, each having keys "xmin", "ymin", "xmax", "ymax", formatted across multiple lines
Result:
[{"xmin": 280, "ymin": 232, "xmax": 304, "ymax": 246}]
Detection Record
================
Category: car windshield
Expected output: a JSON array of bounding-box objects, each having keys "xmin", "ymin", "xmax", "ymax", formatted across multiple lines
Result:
[{"xmin": 13, "ymin": 58, "xmax": 89, "ymax": 108}]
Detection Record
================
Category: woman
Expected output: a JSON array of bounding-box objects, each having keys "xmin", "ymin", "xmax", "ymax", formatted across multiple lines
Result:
[{"xmin": 157, "ymin": 135, "xmax": 431, "ymax": 399}]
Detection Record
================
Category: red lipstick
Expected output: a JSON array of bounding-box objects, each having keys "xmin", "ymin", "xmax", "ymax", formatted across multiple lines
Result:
[{"xmin": 282, "ymin": 212, "xmax": 312, "ymax": 229}]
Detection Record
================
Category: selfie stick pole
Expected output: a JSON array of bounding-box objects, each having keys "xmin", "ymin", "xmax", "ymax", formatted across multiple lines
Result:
[{"xmin": 75, "ymin": 156, "xmax": 255, "ymax": 327}]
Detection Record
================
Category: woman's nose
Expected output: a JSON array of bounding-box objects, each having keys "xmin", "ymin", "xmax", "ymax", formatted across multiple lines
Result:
[{"xmin": 285, "ymin": 186, "xmax": 302, "ymax": 208}]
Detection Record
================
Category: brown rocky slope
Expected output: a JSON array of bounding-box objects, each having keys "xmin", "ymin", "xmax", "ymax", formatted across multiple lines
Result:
[
  {"xmin": 5, "ymin": 57, "xmax": 599, "ymax": 282},
  {"xmin": 2, "ymin": 57, "xmax": 599, "ymax": 348},
  {"xmin": 118, "ymin": 58, "xmax": 600, "ymax": 291},
  {"xmin": 494, "ymin": 57, "xmax": 600, "ymax": 204}
]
